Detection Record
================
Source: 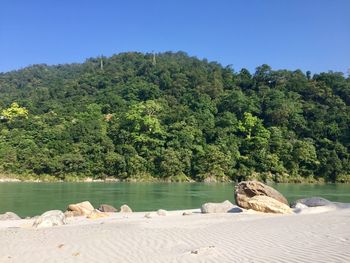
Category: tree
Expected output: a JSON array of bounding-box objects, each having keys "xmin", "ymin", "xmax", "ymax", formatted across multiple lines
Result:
[{"xmin": 1, "ymin": 102, "xmax": 28, "ymax": 121}]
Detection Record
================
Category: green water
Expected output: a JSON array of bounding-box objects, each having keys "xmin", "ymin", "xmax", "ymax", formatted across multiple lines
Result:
[{"xmin": 0, "ymin": 182, "xmax": 349, "ymax": 217}]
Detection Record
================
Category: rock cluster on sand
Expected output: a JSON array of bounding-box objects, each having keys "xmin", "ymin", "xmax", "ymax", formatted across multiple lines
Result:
[
  {"xmin": 32, "ymin": 210, "xmax": 66, "ymax": 228},
  {"xmin": 234, "ymin": 181, "xmax": 292, "ymax": 214},
  {"xmin": 201, "ymin": 200, "xmax": 242, "ymax": 213},
  {"xmin": 0, "ymin": 212, "xmax": 21, "ymax": 220},
  {"xmin": 99, "ymin": 204, "xmax": 118, "ymax": 212}
]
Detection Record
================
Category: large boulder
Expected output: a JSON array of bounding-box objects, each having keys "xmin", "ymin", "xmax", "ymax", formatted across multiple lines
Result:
[
  {"xmin": 0, "ymin": 212, "xmax": 21, "ymax": 220},
  {"xmin": 67, "ymin": 201, "xmax": 94, "ymax": 216},
  {"xmin": 235, "ymin": 181, "xmax": 289, "ymax": 210},
  {"xmin": 201, "ymin": 200, "xmax": 242, "ymax": 213},
  {"xmin": 291, "ymin": 197, "xmax": 332, "ymax": 208},
  {"xmin": 120, "ymin": 204, "xmax": 132, "ymax": 213},
  {"xmin": 246, "ymin": 196, "xmax": 293, "ymax": 214},
  {"xmin": 32, "ymin": 210, "xmax": 67, "ymax": 228},
  {"xmin": 98, "ymin": 204, "xmax": 118, "ymax": 213}
]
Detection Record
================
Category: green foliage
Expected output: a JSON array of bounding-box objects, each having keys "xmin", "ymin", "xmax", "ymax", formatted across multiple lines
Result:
[
  {"xmin": 0, "ymin": 51, "xmax": 349, "ymax": 182},
  {"xmin": 1, "ymin": 102, "xmax": 28, "ymax": 121}
]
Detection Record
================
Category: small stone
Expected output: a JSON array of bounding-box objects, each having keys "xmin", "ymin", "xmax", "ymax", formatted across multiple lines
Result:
[
  {"xmin": 182, "ymin": 211, "xmax": 193, "ymax": 216},
  {"xmin": 157, "ymin": 209, "xmax": 167, "ymax": 216},
  {"xmin": 120, "ymin": 204, "xmax": 132, "ymax": 213},
  {"xmin": 98, "ymin": 204, "xmax": 118, "ymax": 213},
  {"xmin": 144, "ymin": 212, "xmax": 152, "ymax": 218}
]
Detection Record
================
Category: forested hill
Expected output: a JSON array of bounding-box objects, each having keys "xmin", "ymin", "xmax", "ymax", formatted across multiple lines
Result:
[{"xmin": 0, "ymin": 52, "xmax": 349, "ymax": 183}]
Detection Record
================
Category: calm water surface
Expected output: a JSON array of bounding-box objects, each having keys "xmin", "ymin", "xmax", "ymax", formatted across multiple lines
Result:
[{"xmin": 0, "ymin": 182, "xmax": 349, "ymax": 217}]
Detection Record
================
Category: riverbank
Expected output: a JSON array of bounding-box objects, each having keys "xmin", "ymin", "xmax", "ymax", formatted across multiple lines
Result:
[
  {"xmin": 0, "ymin": 173, "xmax": 338, "ymax": 184},
  {"xmin": 1, "ymin": 207, "xmax": 350, "ymax": 263}
]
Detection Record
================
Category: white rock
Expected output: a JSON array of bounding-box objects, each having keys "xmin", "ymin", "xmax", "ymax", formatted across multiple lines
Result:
[
  {"xmin": 201, "ymin": 200, "xmax": 241, "ymax": 213},
  {"xmin": 32, "ymin": 210, "xmax": 66, "ymax": 228},
  {"xmin": 120, "ymin": 204, "xmax": 132, "ymax": 213}
]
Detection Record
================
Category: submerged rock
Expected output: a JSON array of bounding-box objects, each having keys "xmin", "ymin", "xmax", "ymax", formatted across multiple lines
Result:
[
  {"xmin": 291, "ymin": 197, "xmax": 332, "ymax": 208},
  {"xmin": 98, "ymin": 204, "xmax": 118, "ymax": 213},
  {"xmin": 67, "ymin": 201, "xmax": 94, "ymax": 216},
  {"xmin": 246, "ymin": 196, "xmax": 293, "ymax": 214},
  {"xmin": 0, "ymin": 212, "xmax": 21, "ymax": 220},
  {"xmin": 32, "ymin": 210, "xmax": 66, "ymax": 228},
  {"xmin": 120, "ymin": 204, "xmax": 132, "ymax": 213},
  {"xmin": 201, "ymin": 200, "xmax": 241, "ymax": 213},
  {"xmin": 234, "ymin": 181, "xmax": 289, "ymax": 210}
]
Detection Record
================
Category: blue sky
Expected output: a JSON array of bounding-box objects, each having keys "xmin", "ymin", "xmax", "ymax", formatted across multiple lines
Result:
[{"xmin": 0, "ymin": 0, "xmax": 349, "ymax": 74}]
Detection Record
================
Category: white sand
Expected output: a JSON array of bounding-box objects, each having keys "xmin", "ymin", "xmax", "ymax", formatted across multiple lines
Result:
[{"xmin": 1, "ymin": 207, "xmax": 350, "ymax": 263}]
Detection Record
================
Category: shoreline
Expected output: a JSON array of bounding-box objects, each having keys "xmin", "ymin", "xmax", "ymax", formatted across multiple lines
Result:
[
  {"xmin": 0, "ymin": 176, "xmax": 337, "ymax": 184},
  {"xmin": 1, "ymin": 206, "xmax": 349, "ymax": 262}
]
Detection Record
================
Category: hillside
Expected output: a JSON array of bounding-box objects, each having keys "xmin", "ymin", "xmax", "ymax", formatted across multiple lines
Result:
[{"xmin": 0, "ymin": 51, "xmax": 349, "ymax": 182}]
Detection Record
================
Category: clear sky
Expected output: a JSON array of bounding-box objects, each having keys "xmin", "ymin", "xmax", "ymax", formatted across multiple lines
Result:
[{"xmin": 0, "ymin": 0, "xmax": 349, "ymax": 74}]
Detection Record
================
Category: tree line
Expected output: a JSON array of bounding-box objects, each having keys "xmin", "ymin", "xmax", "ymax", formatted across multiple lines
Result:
[{"xmin": 0, "ymin": 52, "xmax": 349, "ymax": 182}]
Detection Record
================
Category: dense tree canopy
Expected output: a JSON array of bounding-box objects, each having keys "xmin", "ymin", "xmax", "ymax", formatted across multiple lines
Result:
[{"xmin": 0, "ymin": 52, "xmax": 349, "ymax": 182}]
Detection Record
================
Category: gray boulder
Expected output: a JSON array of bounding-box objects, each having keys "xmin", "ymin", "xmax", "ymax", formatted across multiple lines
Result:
[
  {"xmin": 291, "ymin": 197, "xmax": 332, "ymax": 208},
  {"xmin": 98, "ymin": 204, "xmax": 118, "ymax": 212},
  {"xmin": 0, "ymin": 212, "xmax": 21, "ymax": 220},
  {"xmin": 201, "ymin": 200, "xmax": 242, "ymax": 213},
  {"xmin": 33, "ymin": 210, "xmax": 67, "ymax": 228}
]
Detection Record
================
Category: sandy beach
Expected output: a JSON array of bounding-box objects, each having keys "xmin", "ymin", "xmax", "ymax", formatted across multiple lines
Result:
[{"xmin": 1, "ymin": 207, "xmax": 349, "ymax": 263}]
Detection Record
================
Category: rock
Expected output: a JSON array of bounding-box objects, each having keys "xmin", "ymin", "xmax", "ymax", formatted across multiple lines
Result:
[
  {"xmin": 333, "ymin": 202, "xmax": 350, "ymax": 209},
  {"xmin": 67, "ymin": 201, "xmax": 94, "ymax": 216},
  {"xmin": 144, "ymin": 212, "xmax": 152, "ymax": 218},
  {"xmin": 201, "ymin": 200, "xmax": 241, "ymax": 213},
  {"xmin": 234, "ymin": 181, "xmax": 289, "ymax": 210},
  {"xmin": 120, "ymin": 204, "xmax": 132, "ymax": 213},
  {"xmin": 246, "ymin": 196, "xmax": 293, "ymax": 214},
  {"xmin": 32, "ymin": 210, "xmax": 66, "ymax": 228},
  {"xmin": 182, "ymin": 211, "xmax": 193, "ymax": 216},
  {"xmin": 0, "ymin": 212, "xmax": 21, "ymax": 220},
  {"xmin": 291, "ymin": 197, "xmax": 332, "ymax": 208},
  {"xmin": 64, "ymin": 210, "xmax": 81, "ymax": 217},
  {"xmin": 87, "ymin": 209, "xmax": 109, "ymax": 219},
  {"xmin": 157, "ymin": 209, "xmax": 167, "ymax": 216},
  {"xmin": 98, "ymin": 204, "xmax": 118, "ymax": 213},
  {"xmin": 293, "ymin": 203, "xmax": 311, "ymax": 214}
]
